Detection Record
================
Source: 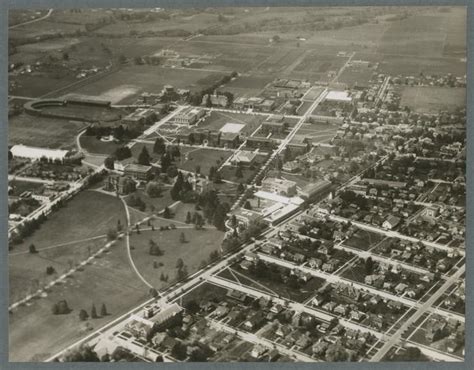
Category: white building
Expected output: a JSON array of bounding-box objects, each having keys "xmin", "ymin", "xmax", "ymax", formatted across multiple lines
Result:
[{"xmin": 11, "ymin": 144, "xmax": 69, "ymax": 162}]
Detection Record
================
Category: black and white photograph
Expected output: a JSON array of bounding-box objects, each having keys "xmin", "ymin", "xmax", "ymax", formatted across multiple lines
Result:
[{"xmin": 4, "ymin": 3, "xmax": 468, "ymax": 364}]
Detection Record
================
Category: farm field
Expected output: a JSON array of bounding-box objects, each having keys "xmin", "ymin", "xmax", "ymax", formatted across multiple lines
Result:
[
  {"xmin": 400, "ymin": 86, "xmax": 466, "ymax": 113},
  {"xmin": 216, "ymin": 75, "xmax": 273, "ymax": 97},
  {"xmin": 72, "ymin": 66, "xmax": 226, "ymax": 104},
  {"xmin": 9, "ymin": 113, "xmax": 86, "ymax": 149},
  {"xmin": 129, "ymin": 228, "xmax": 224, "ymax": 290},
  {"xmin": 9, "ymin": 238, "xmax": 149, "ymax": 362}
]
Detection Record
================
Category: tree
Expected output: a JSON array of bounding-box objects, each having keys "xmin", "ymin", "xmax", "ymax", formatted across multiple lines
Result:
[
  {"xmin": 100, "ymin": 303, "xmax": 108, "ymax": 316},
  {"xmin": 365, "ymin": 257, "xmax": 374, "ymax": 274},
  {"xmin": 138, "ymin": 146, "xmax": 151, "ymax": 165},
  {"xmin": 146, "ymin": 181, "xmax": 162, "ymax": 198},
  {"xmin": 63, "ymin": 344, "xmax": 100, "ymax": 362},
  {"xmin": 107, "ymin": 228, "xmax": 118, "ymax": 240},
  {"xmin": 79, "ymin": 309, "xmax": 89, "ymax": 321},
  {"xmin": 118, "ymin": 54, "xmax": 127, "ymax": 64},
  {"xmin": 91, "ymin": 304, "xmax": 98, "ymax": 319},
  {"xmin": 153, "ymin": 137, "xmax": 166, "ymax": 154},
  {"xmin": 237, "ymin": 183, "xmax": 245, "ymax": 193},
  {"xmin": 176, "ymin": 258, "xmax": 184, "ymax": 270},
  {"xmin": 235, "ymin": 166, "xmax": 243, "ymax": 179},
  {"xmin": 179, "ymin": 232, "xmax": 186, "ymax": 243},
  {"xmin": 62, "ymin": 52, "xmax": 69, "ymax": 60},
  {"xmin": 46, "ymin": 266, "xmax": 55, "ymax": 275},
  {"xmin": 52, "ymin": 300, "xmax": 70, "ymax": 315},
  {"xmin": 117, "ymin": 219, "xmax": 123, "ymax": 232},
  {"xmin": 163, "ymin": 206, "xmax": 172, "ymax": 219},
  {"xmin": 213, "ymin": 203, "xmax": 227, "ymax": 231},
  {"xmin": 104, "ymin": 156, "xmax": 114, "ymax": 170},
  {"xmin": 149, "ymin": 239, "xmax": 163, "ymax": 256},
  {"xmin": 185, "ymin": 211, "xmax": 192, "ymax": 224},
  {"xmin": 325, "ymin": 343, "xmax": 348, "ymax": 362},
  {"xmin": 272, "ymin": 35, "xmax": 281, "ymax": 43},
  {"xmin": 243, "ymin": 201, "xmax": 252, "ymax": 210},
  {"xmin": 29, "ymin": 244, "xmax": 38, "ymax": 254}
]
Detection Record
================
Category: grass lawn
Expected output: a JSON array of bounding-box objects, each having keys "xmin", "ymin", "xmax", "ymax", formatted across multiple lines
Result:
[
  {"xmin": 79, "ymin": 135, "xmax": 124, "ymax": 156},
  {"xmin": 344, "ymin": 229, "xmax": 384, "ymax": 251},
  {"xmin": 10, "ymin": 190, "xmax": 125, "ymax": 254},
  {"xmin": 129, "ymin": 228, "xmax": 224, "ymax": 290},
  {"xmin": 199, "ymin": 111, "xmax": 265, "ymax": 136},
  {"xmin": 177, "ymin": 148, "xmax": 233, "ymax": 175},
  {"xmin": 125, "ymin": 188, "xmax": 175, "ymax": 217},
  {"xmin": 9, "ymin": 113, "xmax": 86, "ymax": 150},
  {"xmin": 223, "ymin": 264, "xmax": 326, "ymax": 303},
  {"xmin": 8, "ymin": 180, "xmax": 45, "ymax": 196},
  {"xmin": 9, "ymin": 239, "xmax": 149, "ymax": 361},
  {"xmin": 400, "ymin": 86, "xmax": 466, "ymax": 113}
]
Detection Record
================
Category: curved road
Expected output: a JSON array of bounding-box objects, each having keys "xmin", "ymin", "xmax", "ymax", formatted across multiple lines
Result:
[{"xmin": 9, "ymin": 9, "xmax": 53, "ymax": 29}]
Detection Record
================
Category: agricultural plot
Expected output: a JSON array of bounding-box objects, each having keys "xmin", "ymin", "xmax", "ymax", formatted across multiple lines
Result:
[
  {"xmin": 8, "ymin": 113, "xmax": 86, "ymax": 149},
  {"xmin": 217, "ymin": 74, "xmax": 273, "ymax": 97},
  {"xmin": 400, "ymin": 86, "xmax": 466, "ymax": 114},
  {"xmin": 129, "ymin": 228, "xmax": 224, "ymax": 290},
  {"xmin": 337, "ymin": 64, "xmax": 375, "ymax": 88},
  {"xmin": 72, "ymin": 66, "xmax": 226, "ymax": 104}
]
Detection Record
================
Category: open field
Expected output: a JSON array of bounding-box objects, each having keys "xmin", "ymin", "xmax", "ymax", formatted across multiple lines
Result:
[
  {"xmin": 9, "ymin": 239, "xmax": 148, "ymax": 362},
  {"xmin": 125, "ymin": 188, "xmax": 175, "ymax": 217},
  {"xmin": 344, "ymin": 229, "xmax": 384, "ymax": 251},
  {"xmin": 8, "ymin": 180, "xmax": 45, "ymax": 196},
  {"xmin": 72, "ymin": 66, "xmax": 226, "ymax": 104},
  {"xmin": 129, "ymin": 228, "xmax": 224, "ymax": 289},
  {"xmin": 400, "ymin": 86, "xmax": 466, "ymax": 113},
  {"xmin": 199, "ymin": 111, "xmax": 265, "ymax": 135},
  {"xmin": 10, "ymin": 190, "xmax": 125, "ymax": 253},
  {"xmin": 290, "ymin": 122, "xmax": 338, "ymax": 145},
  {"xmin": 177, "ymin": 148, "xmax": 233, "ymax": 175},
  {"xmin": 9, "ymin": 113, "xmax": 86, "ymax": 149},
  {"xmin": 79, "ymin": 135, "xmax": 122, "ymax": 156},
  {"xmin": 217, "ymin": 75, "xmax": 273, "ymax": 97}
]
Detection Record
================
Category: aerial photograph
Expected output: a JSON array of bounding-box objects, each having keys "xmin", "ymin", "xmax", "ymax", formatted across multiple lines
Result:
[{"xmin": 7, "ymin": 6, "xmax": 466, "ymax": 363}]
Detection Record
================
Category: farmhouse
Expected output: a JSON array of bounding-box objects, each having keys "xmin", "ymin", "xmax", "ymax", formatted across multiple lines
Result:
[{"xmin": 11, "ymin": 144, "xmax": 69, "ymax": 162}]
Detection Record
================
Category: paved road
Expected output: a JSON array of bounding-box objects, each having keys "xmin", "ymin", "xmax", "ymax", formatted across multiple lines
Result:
[
  {"xmin": 207, "ymin": 274, "xmax": 384, "ymax": 340},
  {"xmin": 9, "ymin": 9, "xmax": 53, "ymax": 29},
  {"xmin": 370, "ymin": 263, "xmax": 465, "ymax": 361},
  {"xmin": 208, "ymin": 317, "xmax": 316, "ymax": 362},
  {"xmin": 256, "ymin": 252, "xmax": 464, "ymax": 323},
  {"xmin": 328, "ymin": 214, "xmax": 462, "ymax": 256}
]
